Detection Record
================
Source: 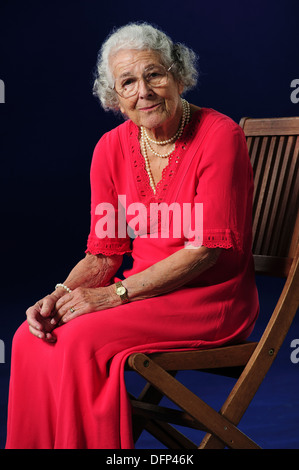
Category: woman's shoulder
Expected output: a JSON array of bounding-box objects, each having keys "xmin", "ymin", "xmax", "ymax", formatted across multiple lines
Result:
[
  {"xmin": 91, "ymin": 119, "xmax": 135, "ymax": 172},
  {"xmin": 91, "ymin": 120, "xmax": 133, "ymax": 167},
  {"xmin": 195, "ymin": 107, "xmax": 250, "ymax": 167},
  {"xmin": 187, "ymin": 107, "xmax": 247, "ymax": 155},
  {"xmin": 197, "ymin": 108, "xmax": 247, "ymax": 145},
  {"xmin": 198, "ymin": 107, "xmax": 242, "ymax": 134}
]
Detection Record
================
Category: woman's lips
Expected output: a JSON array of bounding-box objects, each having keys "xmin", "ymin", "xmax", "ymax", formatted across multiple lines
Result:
[{"xmin": 138, "ymin": 103, "xmax": 161, "ymax": 111}]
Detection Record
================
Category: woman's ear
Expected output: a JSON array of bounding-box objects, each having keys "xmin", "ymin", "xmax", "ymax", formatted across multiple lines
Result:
[{"xmin": 178, "ymin": 81, "xmax": 184, "ymax": 95}]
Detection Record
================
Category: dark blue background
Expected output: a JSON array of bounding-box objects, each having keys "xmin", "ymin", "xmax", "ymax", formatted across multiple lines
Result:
[{"xmin": 0, "ymin": 0, "xmax": 298, "ymax": 449}]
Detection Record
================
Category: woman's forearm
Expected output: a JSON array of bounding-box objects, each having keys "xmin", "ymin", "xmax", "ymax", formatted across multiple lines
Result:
[
  {"xmin": 121, "ymin": 246, "xmax": 222, "ymax": 302},
  {"xmin": 53, "ymin": 252, "xmax": 123, "ymax": 297}
]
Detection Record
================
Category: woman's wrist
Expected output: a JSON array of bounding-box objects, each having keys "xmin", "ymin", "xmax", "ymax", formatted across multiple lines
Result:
[
  {"xmin": 105, "ymin": 283, "xmax": 126, "ymax": 307},
  {"xmin": 50, "ymin": 285, "xmax": 70, "ymax": 301},
  {"xmin": 55, "ymin": 283, "xmax": 72, "ymax": 294}
]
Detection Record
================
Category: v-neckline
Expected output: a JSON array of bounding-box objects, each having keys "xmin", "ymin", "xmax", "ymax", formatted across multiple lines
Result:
[{"xmin": 129, "ymin": 109, "xmax": 202, "ymax": 205}]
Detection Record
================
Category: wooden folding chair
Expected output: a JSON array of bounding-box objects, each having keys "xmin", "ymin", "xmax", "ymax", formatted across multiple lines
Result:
[{"xmin": 126, "ymin": 116, "xmax": 299, "ymax": 449}]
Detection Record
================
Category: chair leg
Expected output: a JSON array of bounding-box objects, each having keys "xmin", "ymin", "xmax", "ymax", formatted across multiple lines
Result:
[
  {"xmin": 129, "ymin": 371, "xmax": 177, "ymax": 443},
  {"xmin": 199, "ymin": 432, "xmax": 226, "ymax": 449},
  {"xmin": 128, "ymin": 352, "xmax": 261, "ymax": 449},
  {"xmin": 143, "ymin": 420, "xmax": 198, "ymax": 449}
]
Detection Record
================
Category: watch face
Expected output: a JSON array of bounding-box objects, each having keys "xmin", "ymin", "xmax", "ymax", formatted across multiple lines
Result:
[{"xmin": 117, "ymin": 286, "xmax": 126, "ymax": 295}]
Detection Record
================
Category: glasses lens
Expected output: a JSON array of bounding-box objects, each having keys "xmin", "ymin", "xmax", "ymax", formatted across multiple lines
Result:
[
  {"xmin": 145, "ymin": 65, "xmax": 167, "ymax": 87},
  {"xmin": 115, "ymin": 76, "xmax": 137, "ymax": 98},
  {"xmin": 115, "ymin": 65, "xmax": 168, "ymax": 98}
]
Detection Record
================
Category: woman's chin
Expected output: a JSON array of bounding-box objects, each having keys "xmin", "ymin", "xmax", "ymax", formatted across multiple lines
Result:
[{"xmin": 139, "ymin": 112, "xmax": 168, "ymax": 131}]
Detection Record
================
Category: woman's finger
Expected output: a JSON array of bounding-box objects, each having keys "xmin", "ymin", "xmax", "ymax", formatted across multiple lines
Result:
[
  {"xmin": 26, "ymin": 304, "xmax": 43, "ymax": 331},
  {"xmin": 28, "ymin": 324, "xmax": 45, "ymax": 340},
  {"xmin": 57, "ymin": 301, "xmax": 84, "ymax": 324},
  {"xmin": 55, "ymin": 292, "xmax": 72, "ymax": 311},
  {"xmin": 50, "ymin": 294, "xmax": 73, "ymax": 325},
  {"xmin": 26, "ymin": 315, "xmax": 42, "ymax": 332},
  {"xmin": 39, "ymin": 295, "xmax": 57, "ymax": 318},
  {"xmin": 28, "ymin": 324, "xmax": 57, "ymax": 343},
  {"xmin": 44, "ymin": 331, "xmax": 57, "ymax": 343}
]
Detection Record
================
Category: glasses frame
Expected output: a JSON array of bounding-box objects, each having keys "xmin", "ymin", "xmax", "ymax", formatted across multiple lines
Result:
[{"xmin": 113, "ymin": 63, "xmax": 175, "ymax": 99}]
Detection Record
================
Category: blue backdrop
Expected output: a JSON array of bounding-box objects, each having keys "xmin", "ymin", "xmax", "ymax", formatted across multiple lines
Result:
[{"xmin": 0, "ymin": 0, "xmax": 298, "ymax": 450}]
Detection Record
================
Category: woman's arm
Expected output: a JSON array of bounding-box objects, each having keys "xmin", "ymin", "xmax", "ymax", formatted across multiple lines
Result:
[
  {"xmin": 122, "ymin": 245, "xmax": 222, "ymax": 300},
  {"xmin": 54, "ymin": 246, "xmax": 222, "ymax": 325}
]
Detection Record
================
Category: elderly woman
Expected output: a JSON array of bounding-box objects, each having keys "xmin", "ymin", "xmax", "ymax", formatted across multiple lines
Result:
[{"xmin": 6, "ymin": 22, "xmax": 259, "ymax": 449}]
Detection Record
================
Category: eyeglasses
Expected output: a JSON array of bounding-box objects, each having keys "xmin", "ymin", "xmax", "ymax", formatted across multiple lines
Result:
[{"xmin": 113, "ymin": 63, "xmax": 174, "ymax": 99}]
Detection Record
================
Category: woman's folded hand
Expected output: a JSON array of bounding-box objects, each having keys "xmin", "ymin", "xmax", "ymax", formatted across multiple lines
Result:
[
  {"xmin": 26, "ymin": 294, "xmax": 59, "ymax": 343},
  {"xmin": 51, "ymin": 285, "xmax": 118, "ymax": 325}
]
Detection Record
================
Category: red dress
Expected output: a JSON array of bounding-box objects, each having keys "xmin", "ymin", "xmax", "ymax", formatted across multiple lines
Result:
[{"xmin": 5, "ymin": 108, "xmax": 259, "ymax": 449}]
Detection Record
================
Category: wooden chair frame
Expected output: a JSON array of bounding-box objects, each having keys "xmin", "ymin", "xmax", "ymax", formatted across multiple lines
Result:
[{"xmin": 126, "ymin": 116, "xmax": 299, "ymax": 449}]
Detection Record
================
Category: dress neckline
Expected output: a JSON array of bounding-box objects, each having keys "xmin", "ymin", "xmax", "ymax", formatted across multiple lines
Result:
[{"xmin": 129, "ymin": 108, "xmax": 202, "ymax": 204}]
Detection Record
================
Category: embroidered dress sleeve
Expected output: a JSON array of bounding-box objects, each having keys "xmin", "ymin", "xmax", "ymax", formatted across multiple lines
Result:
[
  {"xmin": 85, "ymin": 133, "xmax": 132, "ymax": 256},
  {"xmin": 188, "ymin": 119, "xmax": 253, "ymax": 252}
]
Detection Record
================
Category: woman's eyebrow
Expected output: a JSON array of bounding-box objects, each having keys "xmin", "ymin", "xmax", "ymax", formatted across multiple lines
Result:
[
  {"xmin": 118, "ymin": 64, "xmax": 158, "ymax": 79},
  {"xmin": 118, "ymin": 71, "xmax": 134, "ymax": 79}
]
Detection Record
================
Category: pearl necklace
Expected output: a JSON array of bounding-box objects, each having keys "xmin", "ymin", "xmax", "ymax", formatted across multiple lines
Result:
[
  {"xmin": 141, "ymin": 127, "xmax": 175, "ymax": 158},
  {"xmin": 140, "ymin": 99, "xmax": 191, "ymax": 192},
  {"xmin": 140, "ymin": 133, "xmax": 156, "ymax": 192}
]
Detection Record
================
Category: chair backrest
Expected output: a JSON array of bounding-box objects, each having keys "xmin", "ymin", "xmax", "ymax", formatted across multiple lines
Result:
[{"xmin": 239, "ymin": 116, "xmax": 299, "ymax": 277}]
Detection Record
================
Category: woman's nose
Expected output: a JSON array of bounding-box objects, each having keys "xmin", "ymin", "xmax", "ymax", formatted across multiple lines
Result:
[{"xmin": 138, "ymin": 78, "xmax": 154, "ymax": 98}]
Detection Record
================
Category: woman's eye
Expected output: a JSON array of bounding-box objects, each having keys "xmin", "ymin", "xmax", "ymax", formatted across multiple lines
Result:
[
  {"xmin": 122, "ymin": 78, "xmax": 135, "ymax": 88},
  {"xmin": 146, "ymin": 70, "xmax": 165, "ymax": 83},
  {"xmin": 148, "ymin": 72, "xmax": 161, "ymax": 79}
]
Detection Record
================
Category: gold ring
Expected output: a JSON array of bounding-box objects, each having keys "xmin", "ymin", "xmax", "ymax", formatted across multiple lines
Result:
[{"xmin": 70, "ymin": 306, "xmax": 75, "ymax": 313}]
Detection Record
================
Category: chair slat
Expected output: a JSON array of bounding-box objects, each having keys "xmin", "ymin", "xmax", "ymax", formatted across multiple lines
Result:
[
  {"xmin": 262, "ymin": 136, "xmax": 282, "ymax": 254},
  {"xmin": 254, "ymin": 136, "xmax": 276, "ymax": 254},
  {"xmin": 251, "ymin": 136, "xmax": 269, "ymax": 251},
  {"xmin": 242, "ymin": 116, "xmax": 299, "ymax": 135},
  {"xmin": 276, "ymin": 136, "xmax": 299, "ymax": 257},
  {"xmin": 143, "ymin": 342, "xmax": 257, "ymax": 371},
  {"xmin": 265, "ymin": 136, "xmax": 290, "ymax": 255}
]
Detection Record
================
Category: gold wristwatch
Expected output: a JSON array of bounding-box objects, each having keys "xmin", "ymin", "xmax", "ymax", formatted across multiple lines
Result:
[{"xmin": 115, "ymin": 281, "xmax": 129, "ymax": 303}]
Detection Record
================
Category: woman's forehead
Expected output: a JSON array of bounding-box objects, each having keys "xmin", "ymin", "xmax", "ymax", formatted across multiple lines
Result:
[{"xmin": 110, "ymin": 49, "xmax": 162, "ymax": 78}]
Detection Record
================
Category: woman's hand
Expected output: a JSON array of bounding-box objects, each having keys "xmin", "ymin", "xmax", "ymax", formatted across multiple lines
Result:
[
  {"xmin": 25, "ymin": 253, "xmax": 123, "ymax": 342},
  {"xmin": 26, "ymin": 294, "xmax": 59, "ymax": 342},
  {"xmin": 51, "ymin": 285, "xmax": 118, "ymax": 325}
]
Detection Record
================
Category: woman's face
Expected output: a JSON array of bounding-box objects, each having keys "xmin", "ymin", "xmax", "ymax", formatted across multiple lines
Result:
[{"xmin": 110, "ymin": 49, "xmax": 184, "ymax": 132}]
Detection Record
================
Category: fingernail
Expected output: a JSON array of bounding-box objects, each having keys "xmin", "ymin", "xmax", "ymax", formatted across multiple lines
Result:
[
  {"xmin": 50, "ymin": 318, "xmax": 56, "ymax": 325},
  {"xmin": 46, "ymin": 333, "xmax": 56, "ymax": 343}
]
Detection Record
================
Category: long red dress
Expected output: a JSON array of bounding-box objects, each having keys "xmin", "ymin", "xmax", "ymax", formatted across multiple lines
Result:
[{"xmin": 5, "ymin": 108, "xmax": 259, "ymax": 449}]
